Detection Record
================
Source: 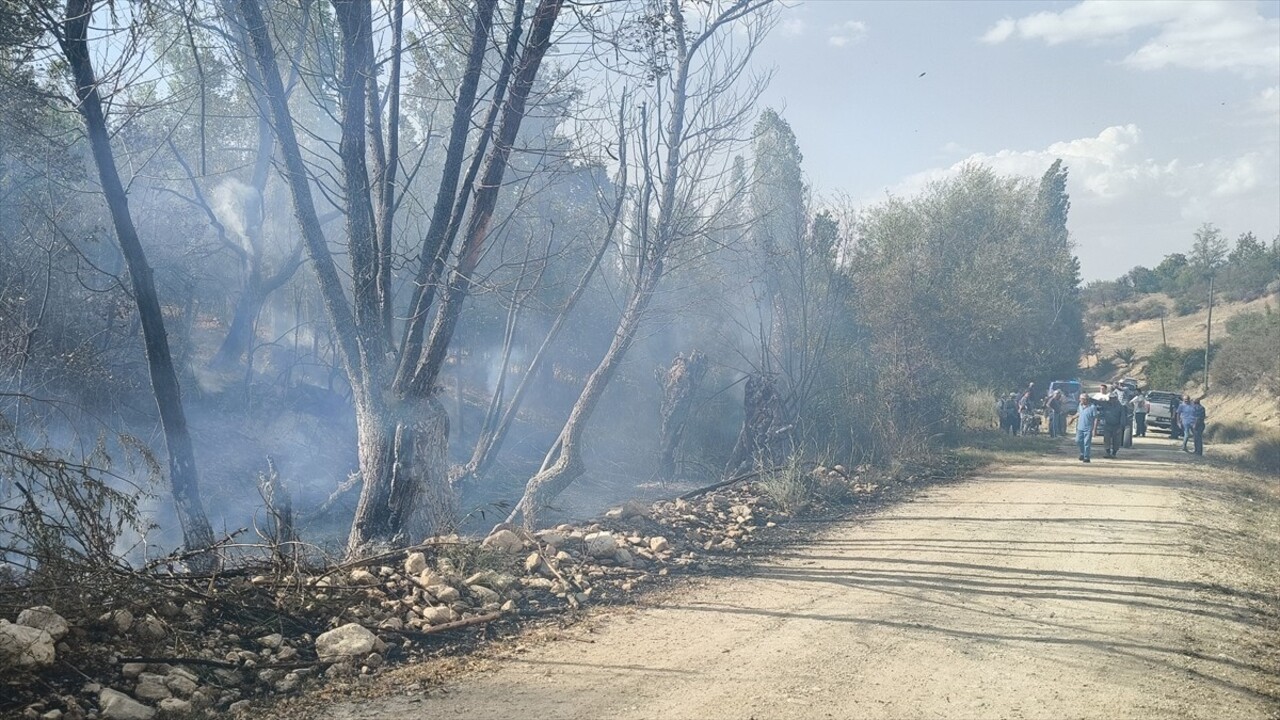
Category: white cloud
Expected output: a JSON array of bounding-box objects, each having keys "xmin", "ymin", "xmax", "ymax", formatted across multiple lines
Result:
[
  {"xmin": 780, "ymin": 17, "xmax": 806, "ymax": 38},
  {"xmin": 980, "ymin": 0, "xmax": 1280, "ymax": 75},
  {"xmin": 828, "ymin": 20, "xmax": 867, "ymax": 48},
  {"xmin": 877, "ymin": 125, "xmax": 1280, "ymax": 278}
]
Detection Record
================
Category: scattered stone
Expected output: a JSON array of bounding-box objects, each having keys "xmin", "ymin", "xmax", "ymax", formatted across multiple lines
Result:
[
  {"xmin": 429, "ymin": 585, "xmax": 461, "ymax": 603},
  {"xmin": 17, "ymin": 607, "xmax": 69, "ymax": 642},
  {"xmin": 315, "ymin": 623, "xmax": 378, "ymax": 662},
  {"xmin": 0, "ymin": 620, "xmax": 56, "ymax": 669},
  {"xmin": 349, "ymin": 569, "xmax": 379, "ymax": 586},
  {"xmin": 420, "ymin": 606, "xmax": 456, "ymax": 625},
  {"xmin": 227, "ymin": 700, "xmax": 252, "ymax": 714},
  {"xmin": 100, "ymin": 610, "xmax": 134, "ymax": 635},
  {"xmin": 403, "ymin": 552, "xmax": 427, "ymax": 576},
  {"xmin": 98, "ymin": 688, "xmax": 155, "ymax": 720},
  {"xmin": 163, "ymin": 673, "xmax": 198, "ymax": 699},
  {"xmin": 534, "ymin": 529, "xmax": 569, "ymax": 548},
  {"xmin": 614, "ymin": 548, "xmax": 634, "ymax": 566},
  {"xmin": 584, "ymin": 532, "xmax": 617, "ymax": 558},
  {"xmin": 482, "ymin": 529, "xmax": 524, "ymax": 554},
  {"xmin": 121, "ymin": 663, "xmax": 147, "ymax": 680},
  {"xmin": 468, "ymin": 585, "xmax": 500, "ymax": 604},
  {"xmin": 156, "ymin": 698, "xmax": 191, "ymax": 715},
  {"xmin": 133, "ymin": 616, "xmax": 167, "ymax": 643},
  {"xmin": 649, "ymin": 536, "xmax": 670, "ymax": 553},
  {"xmin": 524, "ymin": 552, "xmax": 545, "ymax": 575},
  {"xmin": 132, "ymin": 674, "xmax": 171, "ymax": 702}
]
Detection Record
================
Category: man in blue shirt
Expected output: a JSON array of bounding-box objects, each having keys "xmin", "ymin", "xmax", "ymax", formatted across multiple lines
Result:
[
  {"xmin": 1176, "ymin": 395, "xmax": 1197, "ymax": 452},
  {"xmin": 1076, "ymin": 394, "xmax": 1100, "ymax": 463}
]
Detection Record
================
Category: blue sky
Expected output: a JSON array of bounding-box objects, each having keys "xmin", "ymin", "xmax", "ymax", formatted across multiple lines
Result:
[{"xmin": 751, "ymin": 0, "xmax": 1280, "ymax": 280}]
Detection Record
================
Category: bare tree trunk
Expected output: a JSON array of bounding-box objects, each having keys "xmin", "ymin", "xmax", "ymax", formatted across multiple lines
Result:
[
  {"xmin": 508, "ymin": 268, "xmax": 660, "ymax": 527},
  {"xmin": 657, "ymin": 350, "xmax": 708, "ymax": 480},
  {"xmin": 723, "ymin": 373, "xmax": 792, "ymax": 477},
  {"xmin": 60, "ymin": 0, "xmax": 215, "ymax": 563}
]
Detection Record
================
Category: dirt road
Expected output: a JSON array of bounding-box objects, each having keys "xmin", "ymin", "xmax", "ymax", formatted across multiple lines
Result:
[{"xmin": 318, "ymin": 439, "xmax": 1278, "ymax": 719}]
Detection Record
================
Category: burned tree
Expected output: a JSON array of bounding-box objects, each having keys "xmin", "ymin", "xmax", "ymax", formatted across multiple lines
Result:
[
  {"xmin": 508, "ymin": 0, "xmax": 774, "ymax": 527},
  {"xmin": 56, "ymin": 0, "xmax": 215, "ymax": 561},
  {"xmin": 236, "ymin": 0, "xmax": 565, "ymax": 553},
  {"xmin": 657, "ymin": 350, "xmax": 709, "ymax": 480}
]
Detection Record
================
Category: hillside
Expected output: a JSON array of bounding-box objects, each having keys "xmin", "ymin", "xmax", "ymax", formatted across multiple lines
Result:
[{"xmin": 1088, "ymin": 291, "xmax": 1279, "ymax": 433}]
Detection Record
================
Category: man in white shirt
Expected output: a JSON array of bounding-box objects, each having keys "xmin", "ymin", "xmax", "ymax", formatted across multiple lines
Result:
[{"xmin": 1130, "ymin": 392, "xmax": 1150, "ymax": 437}]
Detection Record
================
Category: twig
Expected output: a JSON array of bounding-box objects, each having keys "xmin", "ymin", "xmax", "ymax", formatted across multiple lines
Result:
[{"xmin": 381, "ymin": 612, "xmax": 502, "ymax": 640}]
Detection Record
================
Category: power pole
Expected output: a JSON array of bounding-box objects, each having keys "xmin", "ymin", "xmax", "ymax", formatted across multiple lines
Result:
[
  {"xmin": 1159, "ymin": 308, "xmax": 1167, "ymax": 346},
  {"xmin": 1203, "ymin": 273, "xmax": 1214, "ymax": 393}
]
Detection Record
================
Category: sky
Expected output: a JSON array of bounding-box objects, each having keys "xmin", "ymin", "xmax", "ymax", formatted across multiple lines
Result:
[{"xmin": 750, "ymin": 0, "xmax": 1280, "ymax": 281}]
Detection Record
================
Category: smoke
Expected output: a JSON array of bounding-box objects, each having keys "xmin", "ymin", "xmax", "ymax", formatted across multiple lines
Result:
[{"xmin": 210, "ymin": 178, "xmax": 260, "ymax": 247}]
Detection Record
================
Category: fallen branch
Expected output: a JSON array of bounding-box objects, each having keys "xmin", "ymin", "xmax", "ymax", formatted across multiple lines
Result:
[{"xmin": 382, "ymin": 611, "xmax": 502, "ymax": 640}]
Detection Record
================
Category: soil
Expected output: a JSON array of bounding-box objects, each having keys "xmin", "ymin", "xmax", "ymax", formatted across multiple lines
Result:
[{"xmin": 307, "ymin": 437, "xmax": 1279, "ymax": 720}]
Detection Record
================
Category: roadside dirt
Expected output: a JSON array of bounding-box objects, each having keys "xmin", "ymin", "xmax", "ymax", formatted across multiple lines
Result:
[{"xmin": 310, "ymin": 438, "xmax": 1279, "ymax": 720}]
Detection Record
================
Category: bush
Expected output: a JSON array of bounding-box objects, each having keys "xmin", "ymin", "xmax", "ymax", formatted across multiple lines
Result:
[
  {"xmin": 1244, "ymin": 432, "xmax": 1280, "ymax": 475},
  {"xmin": 1212, "ymin": 309, "xmax": 1280, "ymax": 398},
  {"xmin": 1113, "ymin": 347, "xmax": 1137, "ymax": 364},
  {"xmin": 1174, "ymin": 296, "xmax": 1200, "ymax": 316},
  {"xmin": 1204, "ymin": 422, "xmax": 1257, "ymax": 444}
]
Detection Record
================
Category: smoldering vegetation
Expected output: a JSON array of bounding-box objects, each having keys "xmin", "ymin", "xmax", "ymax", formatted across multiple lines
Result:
[{"xmin": 1, "ymin": 0, "xmax": 1086, "ymax": 583}]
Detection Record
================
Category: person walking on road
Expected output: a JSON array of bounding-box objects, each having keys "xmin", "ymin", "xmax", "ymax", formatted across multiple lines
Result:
[
  {"xmin": 1192, "ymin": 399, "xmax": 1207, "ymax": 456},
  {"xmin": 1176, "ymin": 395, "xmax": 1197, "ymax": 452},
  {"xmin": 1076, "ymin": 394, "xmax": 1099, "ymax": 463},
  {"xmin": 1102, "ymin": 395, "xmax": 1126, "ymax": 458},
  {"xmin": 1131, "ymin": 391, "xmax": 1149, "ymax": 437}
]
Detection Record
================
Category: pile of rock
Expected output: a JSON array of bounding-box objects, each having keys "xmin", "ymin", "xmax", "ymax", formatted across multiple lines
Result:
[{"xmin": 4, "ymin": 470, "xmax": 828, "ymax": 717}]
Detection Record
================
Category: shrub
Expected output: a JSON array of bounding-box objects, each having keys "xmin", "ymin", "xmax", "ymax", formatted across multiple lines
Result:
[
  {"xmin": 1212, "ymin": 309, "xmax": 1280, "ymax": 397},
  {"xmin": 1174, "ymin": 296, "xmax": 1200, "ymax": 316},
  {"xmin": 1113, "ymin": 347, "xmax": 1137, "ymax": 365},
  {"xmin": 1204, "ymin": 422, "xmax": 1257, "ymax": 444},
  {"xmin": 1244, "ymin": 432, "xmax": 1280, "ymax": 475}
]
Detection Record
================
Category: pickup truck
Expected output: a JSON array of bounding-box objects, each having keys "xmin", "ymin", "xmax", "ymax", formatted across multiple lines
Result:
[{"xmin": 1145, "ymin": 390, "xmax": 1181, "ymax": 434}]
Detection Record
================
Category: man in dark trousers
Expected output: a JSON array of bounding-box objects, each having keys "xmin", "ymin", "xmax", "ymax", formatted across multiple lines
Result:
[
  {"xmin": 1192, "ymin": 398, "xmax": 1207, "ymax": 456},
  {"xmin": 1102, "ymin": 395, "xmax": 1126, "ymax": 458}
]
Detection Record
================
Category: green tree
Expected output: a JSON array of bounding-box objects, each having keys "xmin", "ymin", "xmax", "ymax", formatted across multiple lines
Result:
[{"xmin": 1189, "ymin": 222, "xmax": 1228, "ymax": 277}]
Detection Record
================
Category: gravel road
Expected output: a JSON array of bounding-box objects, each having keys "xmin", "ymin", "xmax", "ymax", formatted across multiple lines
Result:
[{"xmin": 317, "ymin": 439, "xmax": 1278, "ymax": 719}]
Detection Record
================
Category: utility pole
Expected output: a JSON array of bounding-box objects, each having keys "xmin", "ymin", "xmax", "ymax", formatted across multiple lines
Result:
[
  {"xmin": 1203, "ymin": 273, "xmax": 1214, "ymax": 393},
  {"xmin": 1159, "ymin": 308, "xmax": 1167, "ymax": 346}
]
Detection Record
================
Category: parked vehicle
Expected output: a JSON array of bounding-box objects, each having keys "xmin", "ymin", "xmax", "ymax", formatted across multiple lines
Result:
[
  {"xmin": 1049, "ymin": 380, "xmax": 1082, "ymax": 414},
  {"xmin": 1145, "ymin": 390, "xmax": 1181, "ymax": 434}
]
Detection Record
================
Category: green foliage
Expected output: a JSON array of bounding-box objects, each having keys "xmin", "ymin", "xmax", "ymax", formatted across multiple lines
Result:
[
  {"xmin": 1211, "ymin": 308, "xmax": 1280, "ymax": 398},
  {"xmin": 1146, "ymin": 344, "xmax": 1186, "ymax": 391},
  {"xmin": 1112, "ymin": 347, "xmax": 1137, "ymax": 364}
]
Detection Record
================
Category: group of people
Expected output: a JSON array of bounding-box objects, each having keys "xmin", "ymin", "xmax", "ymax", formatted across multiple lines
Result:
[
  {"xmin": 998, "ymin": 381, "xmax": 1210, "ymax": 464},
  {"xmin": 1073, "ymin": 387, "xmax": 1207, "ymax": 463}
]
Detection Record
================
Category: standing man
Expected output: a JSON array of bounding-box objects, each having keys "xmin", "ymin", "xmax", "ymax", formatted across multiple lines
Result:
[
  {"xmin": 1176, "ymin": 395, "xmax": 1197, "ymax": 452},
  {"xmin": 1102, "ymin": 396, "xmax": 1125, "ymax": 457},
  {"xmin": 1131, "ymin": 391, "xmax": 1149, "ymax": 437},
  {"xmin": 1046, "ymin": 390, "xmax": 1063, "ymax": 438},
  {"xmin": 1076, "ymin": 394, "xmax": 1099, "ymax": 463},
  {"xmin": 1192, "ymin": 398, "xmax": 1207, "ymax": 456}
]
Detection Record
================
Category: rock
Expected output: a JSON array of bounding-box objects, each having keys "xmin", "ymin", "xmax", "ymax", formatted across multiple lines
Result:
[
  {"xmin": 501, "ymin": 600, "xmax": 517, "ymax": 613},
  {"xmin": 255, "ymin": 633, "xmax": 283, "ymax": 650},
  {"xmin": 419, "ymin": 606, "xmax": 455, "ymax": 625},
  {"xmin": 17, "ymin": 607, "xmax": 69, "ymax": 641},
  {"xmin": 534, "ymin": 529, "xmax": 569, "ymax": 548},
  {"xmin": 0, "ymin": 619, "xmax": 56, "ymax": 669},
  {"xmin": 364, "ymin": 652, "xmax": 384, "ymax": 670},
  {"xmin": 274, "ymin": 672, "xmax": 303, "ymax": 694},
  {"xmin": 521, "ymin": 577, "xmax": 555, "ymax": 591},
  {"xmin": 227, "ymin": 700, "xmax": 252, "ymax": 714},
  {"xmin": 40, "ymin": 711, "xmax": 62, "ymax": 720},
  {"xmin": 428, "ymin": 585, "xmax": 460, "ymax": 603},
  {"xmin": 403, "ymin": 552, "xmax": 427, "ymax": 575},
  {"xmin": 468, "ymin": 585, "xmax": 500, "ymax": 603},
  {"xmin": 583, "ymin": 532, "xmax": 617, "ymax": 558},
  {"xmin": 415, "ymin": 570, "xmax": 446, "ymax": 588},
  {"xmin": 98, "ymin": 688, "xmax": 155, "ymax": 720},
  {"xmin": 648, "ymin": 536, "xmax": 670, "ymax": 553},
  {"xmin": 314, "ymin": 623, "xmax": 378, "ymax": 662},
  {"xmin": 121, "ymin": 663, "xmax": 147, "ymax": 680},
  {"xmin": 349, "ymin": 569, "xmax": 379, "ymax": 586},
  {"xmin": 133, "ymin": 616, "xmax": 167, "ymax": 643},
  {"xmin": 614, "ymin": 548, "xmax": 634, "ymax": 566},
  {"xmin": 378, "ymin": 617, "xmax": 404, "ymax": 631},
  {"xmin": 156, "ymin": 698, "xmax": 191, "ymax": 715},
  {"xmin": 133, "ymin": 674, "xmax": 171, "ymax": 702},
  {"xmin": 605, "ymin": 500, "xmax": 649, "ymax": 520},
  {"xmin": 100, "ymin": 609, "xmax": 134, "ymax": 635},
  {"xmin": 482, "ymin": 529, "xmax": 524, "ymax": 554},
  {"xmin": 163, "ymin": 674, "xmax": 199, "ymax": 699},
  {"xmin": 524, "ymin": 552, "xmax": 544, "ymax": 575}
]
